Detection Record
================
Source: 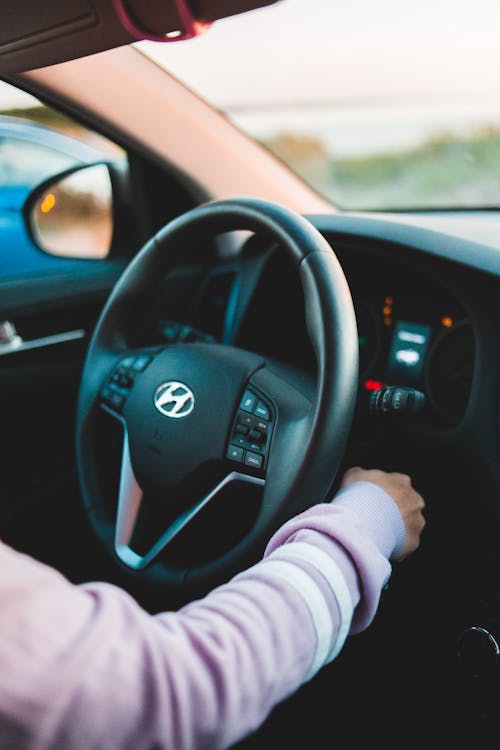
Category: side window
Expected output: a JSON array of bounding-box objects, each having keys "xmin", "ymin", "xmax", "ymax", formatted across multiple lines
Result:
[
  {"xmin": 0, "ymin": 136, "xmax": 78, "ymax": 185},
  {"xmin": 0, "ymin": 80, "xmax": 125, "ymax": 280}
]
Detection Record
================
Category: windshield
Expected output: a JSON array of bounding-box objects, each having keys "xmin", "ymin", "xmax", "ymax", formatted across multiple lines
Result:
[{"xmin": 139, "ymin": 0, "xmax": 500, "ymax": 211}]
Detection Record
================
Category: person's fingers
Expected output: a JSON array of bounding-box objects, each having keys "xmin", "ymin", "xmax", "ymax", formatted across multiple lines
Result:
[
  {"xmin": 393, "ymin": 472, "xmax": 412, "ymax": 485},
  {"xmin": 339, "ymin": 466, "xmax": 426, "ymax": 562}
]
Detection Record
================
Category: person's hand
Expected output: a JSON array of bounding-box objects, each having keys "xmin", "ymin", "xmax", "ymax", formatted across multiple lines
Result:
[{"xmin": 340, "ymin": 467, "xmax": 426, "ymax": 561}]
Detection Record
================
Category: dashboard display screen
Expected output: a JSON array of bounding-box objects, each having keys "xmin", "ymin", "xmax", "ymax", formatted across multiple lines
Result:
[{"xmin": 387, "ymin": 320, "xmax": 431, "ymax": 386}]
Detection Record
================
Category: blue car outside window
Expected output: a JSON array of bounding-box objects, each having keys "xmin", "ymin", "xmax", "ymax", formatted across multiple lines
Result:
[{"xmin": 0, "ymin": 116, "xmax": 105, "ymax": 279}]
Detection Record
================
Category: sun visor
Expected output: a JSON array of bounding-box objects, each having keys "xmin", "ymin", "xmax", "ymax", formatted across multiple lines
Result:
[{"xmin": 0, "ymin": 0, "xmax": 279, "ymax": 74}]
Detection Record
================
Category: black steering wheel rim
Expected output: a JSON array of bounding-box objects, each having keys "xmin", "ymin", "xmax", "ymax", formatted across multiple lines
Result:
[{"xmin": 76, "ymin": 198, "xmax": 359, "ymax": 601}]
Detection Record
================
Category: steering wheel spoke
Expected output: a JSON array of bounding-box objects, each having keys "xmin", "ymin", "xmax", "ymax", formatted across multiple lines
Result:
[
  {"xmin": 115, "ymin": 426, "xmax": 265, "ymax": 570},
  {"xmin": 115, "ymin": 427, "xmax": 144, "ymax": 567}
]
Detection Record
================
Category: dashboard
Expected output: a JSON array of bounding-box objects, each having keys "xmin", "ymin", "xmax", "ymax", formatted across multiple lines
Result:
[
  {"xmin": 175, "ymin": 224, "xmax": 479, "ymax": 431},
  {"xmin": 142, "ymin": 210, "xmax": 500, "ymax": 637},
  {"xmin": 345, "ymin": 256, "xmax": 474, "ymax": 425},
  {"xmin": 141, "ymin": 210, "xmax": 500, "ymax": 508}
]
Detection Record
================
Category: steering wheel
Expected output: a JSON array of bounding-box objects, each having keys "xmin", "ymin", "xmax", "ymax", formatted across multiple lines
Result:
[{"xmin": 76, "ymin": 198, "xmax": 358, "ymax": 602}]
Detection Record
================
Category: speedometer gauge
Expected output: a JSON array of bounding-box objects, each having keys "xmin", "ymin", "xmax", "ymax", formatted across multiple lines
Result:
[{"xmin": 425, "ymin": 321, "xmax": 475, "ymax": 424}]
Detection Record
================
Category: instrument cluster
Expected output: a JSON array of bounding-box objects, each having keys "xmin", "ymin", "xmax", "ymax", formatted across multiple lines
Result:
[{"xmin": 354, "ymin": 290, "xmax": 474, "ymax": 424}]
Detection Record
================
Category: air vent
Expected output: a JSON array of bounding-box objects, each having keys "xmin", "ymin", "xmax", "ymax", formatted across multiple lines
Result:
[{"xmin": 193, "ymin": 272, "xmax": 236, "ymax": 341}]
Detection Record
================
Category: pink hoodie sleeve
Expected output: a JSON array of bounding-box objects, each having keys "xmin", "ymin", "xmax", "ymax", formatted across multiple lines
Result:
[{"xmin": 0, "ymin": 481, "xmax": 404, "ymax": 749}]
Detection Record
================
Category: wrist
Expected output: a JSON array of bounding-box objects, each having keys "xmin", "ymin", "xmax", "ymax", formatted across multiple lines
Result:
[{"xmin": 331, "ymin": 481, "xmax": 405, "ymax": 559}]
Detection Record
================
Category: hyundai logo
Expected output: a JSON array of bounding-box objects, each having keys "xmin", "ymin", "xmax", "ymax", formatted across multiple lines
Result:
[{"xmin": 154, "ymin": 381, "xmax": 195, "ymax": 419}]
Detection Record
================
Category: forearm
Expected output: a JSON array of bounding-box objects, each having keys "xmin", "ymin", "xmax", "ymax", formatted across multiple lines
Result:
[
  {"xmin": 153, "ymin": 531, "xmax": 359, "ymax": 748},
  {"xmin": 4, "ymin": 535, "xmax": 356, "ymax": 749},
  {"xmin": 0, "ymin": 483, "xmax": 403, "ymax": 749}
]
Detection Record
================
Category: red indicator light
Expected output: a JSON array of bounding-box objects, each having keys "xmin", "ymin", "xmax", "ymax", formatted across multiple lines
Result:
[{"xmin": 365, "ymin": 379, "xmax": 383, "ymax": 392}]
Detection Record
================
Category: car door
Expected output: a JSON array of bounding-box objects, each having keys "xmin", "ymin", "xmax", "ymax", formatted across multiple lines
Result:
[
  {"xmin": 0, "ymin": 115, "xmax": 107, "ymax": 277},
  {"xmin": 0, "ymin": 79, "xmax": 199, "ymax": 582}
]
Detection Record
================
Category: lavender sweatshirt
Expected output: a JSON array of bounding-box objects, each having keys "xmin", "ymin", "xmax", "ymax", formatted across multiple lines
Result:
[{"xmin": 0, "ymin": 481, "xmax": 404, "ymax": 749}]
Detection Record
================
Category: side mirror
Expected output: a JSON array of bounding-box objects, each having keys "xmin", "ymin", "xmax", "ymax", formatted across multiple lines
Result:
[{"xmin": 24, "ymin": 162, "xmax": 115, "ymax": 260}]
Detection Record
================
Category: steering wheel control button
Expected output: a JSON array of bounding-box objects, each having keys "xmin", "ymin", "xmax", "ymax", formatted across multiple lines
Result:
[
  {"xmin": 227, "ymin": 387, "xmax": 274, "ymax": 474},
  {"xmin": 112, "ymin": 370, "xmax": 133, "ymax": 388},
  {"xmin": 119, "ymin": 356, "xmax": 136, "ymax": 369},
  {"xmin": 245, "ymin": 451, "xmax": 263, "ymax": 470},
  {"xmin": 131, "ymin": 354, "xmax": 152, "ymax": 372},
  {"xmin": 248, "ymin": 428, "xmax": 263, "ymax": 442},
  {"xmin": 247, "ymin": 442, "xmax": 263, "ymax": 453},
  {"xmin": 240, "ymin": 391, "xmax": 257, "ymax": 413},
  {"xmin": 100, "ymin": 355, "xmax": 150, "ymax": 413},
  {"xmin": 101, "ymin": 387, "xmax": 126, "ymax": 411},
  {"xmin": 254, "ymin": 401, "xmax": 270, "ymax": 420},
  {"xmin": 154, "ymin": 381, "xmax": 195, "ymax": 419},
  {"xmin": 238, "ymin": 414, "xmax": 254, "ymax": 427},
  {"xmin": 227, "ymin": 445, "xmax": 244, "ymax": 463},
  {"xmin": 231, "ymin": 435, "xmax": 248, "ymax": 447}
]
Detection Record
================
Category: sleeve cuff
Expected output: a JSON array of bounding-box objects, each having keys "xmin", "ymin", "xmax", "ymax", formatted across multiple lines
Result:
[{"xmin": 330, "ymin": 481, "xmax": 406, "ymax": 559}]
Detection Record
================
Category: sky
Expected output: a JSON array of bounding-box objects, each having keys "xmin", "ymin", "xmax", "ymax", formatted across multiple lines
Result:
[
  {"xmin": 2, "ymin": 0, "xmax": 500, "ymax": 158},
  {"xmin": 140, "ymin": 0, "xmax": 500, "ymax": 107},
  {"xmin": 138, "ymin": 0, "xmax": 500, "ymax": 157}
]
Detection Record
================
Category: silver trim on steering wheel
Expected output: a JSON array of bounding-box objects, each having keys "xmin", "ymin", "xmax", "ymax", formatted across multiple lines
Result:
[{"xmin": 114, "ymin": 427, "xmax": 265, "ymax": 570}]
